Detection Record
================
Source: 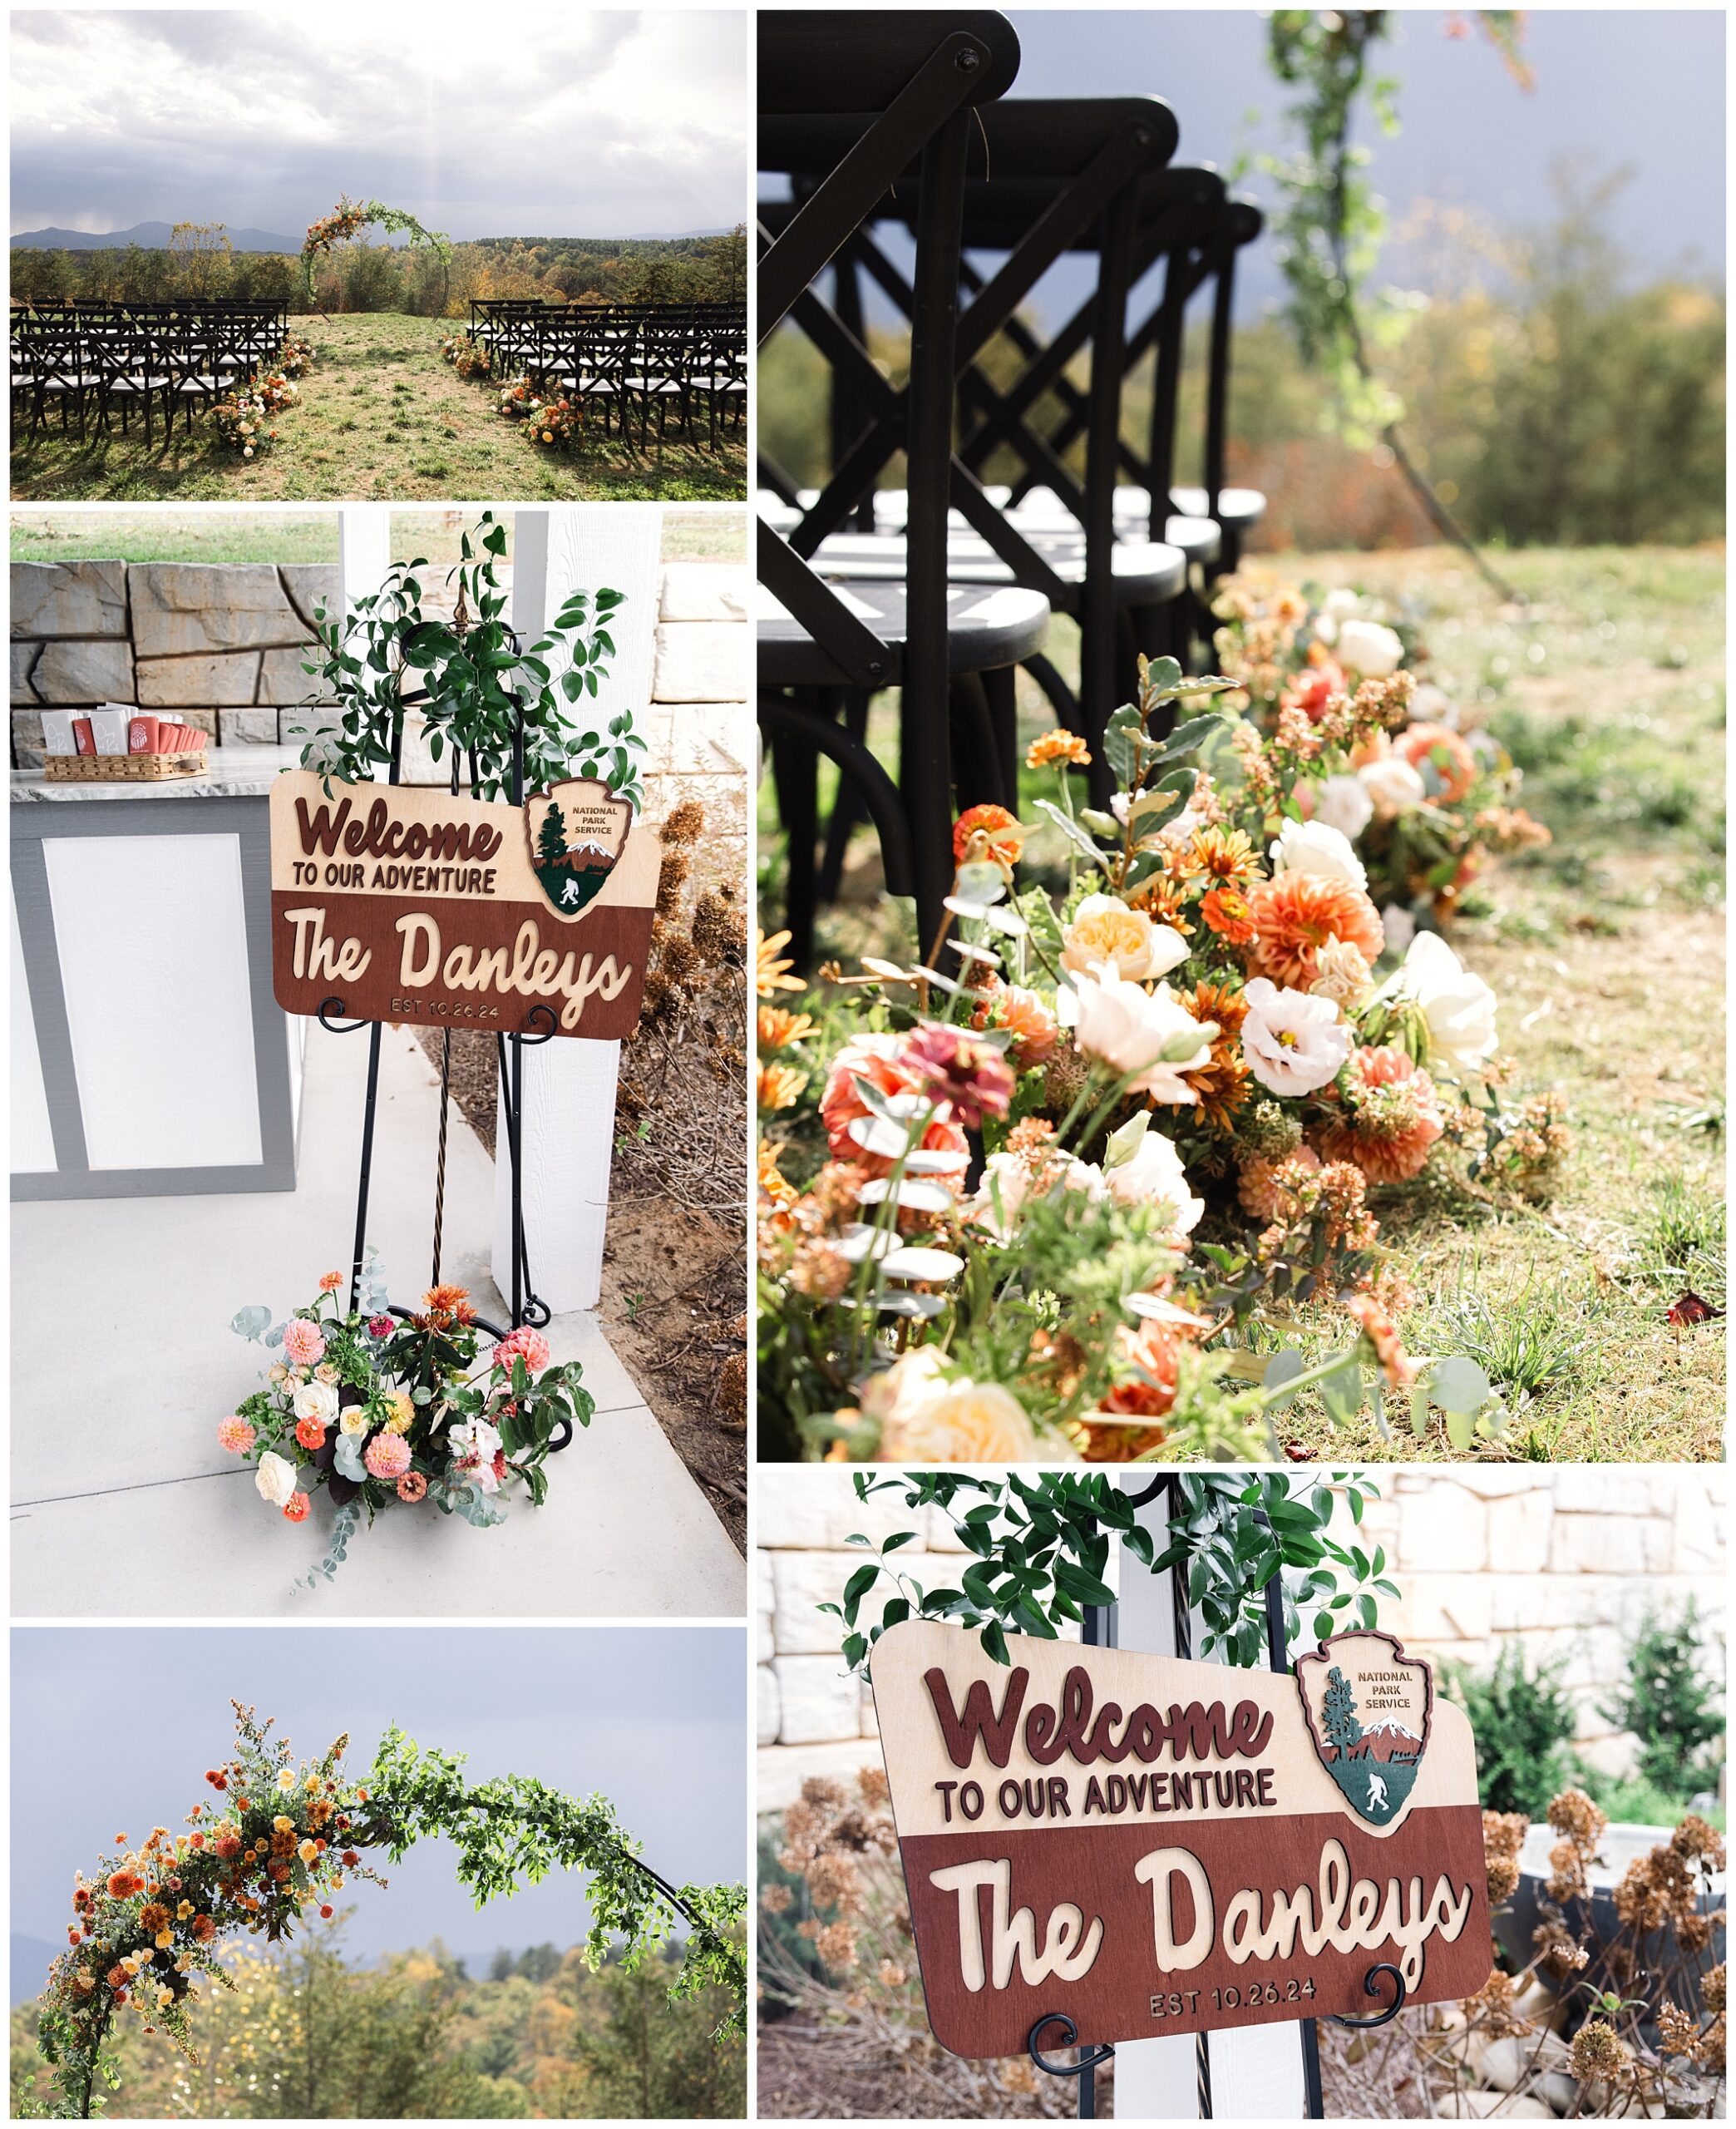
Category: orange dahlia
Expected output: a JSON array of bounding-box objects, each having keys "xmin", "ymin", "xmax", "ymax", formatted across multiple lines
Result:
[
  {"xmin": 1395, "ymin": 721, "xmax": 1477, "ymax": 803},
  {"xmin": 953, "ymin": 803, "xmax": 1024, "ymax": 868},
  {"xmin": 1316, "ymin": 1045, "xmax": 1444, "ymax": 1184},
  {"xmin": 1244, "ymin": 872, "xmax": 1385, "ymax": 989}
]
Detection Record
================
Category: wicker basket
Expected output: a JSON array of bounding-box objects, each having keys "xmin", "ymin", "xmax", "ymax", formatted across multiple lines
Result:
[{"xmin": 42, "ymin": 752, "xmax": 209, "ymax": 783}]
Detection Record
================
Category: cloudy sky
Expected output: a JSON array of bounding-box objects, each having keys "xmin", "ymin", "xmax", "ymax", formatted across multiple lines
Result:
[
  {"xmin": 10, "ymin": 8, "xmax": 747, "ymax": 240},
  {"xmin": 12, "ymin": 1625, "xmax": 746, "ymax": 1989}
]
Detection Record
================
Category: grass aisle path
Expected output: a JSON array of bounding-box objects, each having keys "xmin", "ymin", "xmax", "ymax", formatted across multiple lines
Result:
[
  {"xmin": 759, "ymin": 545, "xmax": 1725, "ymax": 1461},
  {"xmin": 10, "ymin": 312, "xmax": 747, "ymax": 502}
]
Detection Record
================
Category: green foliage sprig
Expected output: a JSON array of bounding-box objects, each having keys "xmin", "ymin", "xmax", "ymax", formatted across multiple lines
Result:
[
  {"xmin": 1600, "ymin": 1604, "xmax": 1725, "ymax": 1799},
  {"xmin": 360, "ymin": 1729, "xmax": 746, "ymax": 2035},
  {"xmin": 1442, "ymin": 1640, "xmax": 1579, "ymax": 1816},
  {"xmin": 827, "ymin": 1469, "xmax": 1393, "ymax": 1675},
  {"xmin": 300, "ymin": 510, "xmax": 644, "ymax": 805}
]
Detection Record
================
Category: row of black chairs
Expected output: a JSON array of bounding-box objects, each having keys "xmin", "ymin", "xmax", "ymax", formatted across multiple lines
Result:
[
  {"xmin": 757, "ymin": 12, "xmax": 1267, "ymax": 963},
  {"xmin": 11, "ymin": 299, "xmax": 295, "ymax": 447},
  {"xmin": 466, "ymin": 299, "xmax": 747, "ymax": 450}
]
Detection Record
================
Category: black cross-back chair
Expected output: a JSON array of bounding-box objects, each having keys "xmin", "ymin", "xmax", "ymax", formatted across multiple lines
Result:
[{"xmin": 758, "ymin": 10, "xmax": 1038, "ymax": 967}]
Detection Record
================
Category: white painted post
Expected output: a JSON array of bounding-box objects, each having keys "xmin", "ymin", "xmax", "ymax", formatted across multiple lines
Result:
[
  {"xmin": 492, "ymin": 505, "xmax": 663, "ymax": 1314},
  {"xmin": 1108, "ymin": 1478, "xmax": 1315, "ymax": 2121},
  {"xmin": 338, "ymin": 506, "xmax": 392, "ymax": 625}
]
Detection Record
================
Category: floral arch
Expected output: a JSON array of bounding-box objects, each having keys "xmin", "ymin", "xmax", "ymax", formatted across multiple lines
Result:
[
  {"xmin": 300, "ymin": 196, "xmax": 452, "ymax": 302},
  {"xmin": 32, "ymin": 1705, "xmax": 745, "ymax": 2118}
]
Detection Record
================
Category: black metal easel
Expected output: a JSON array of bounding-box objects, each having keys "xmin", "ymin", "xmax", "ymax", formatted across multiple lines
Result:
[
  {"xmin": 312, "ymin": 664, "xmax": 557, "ymax": 1356},
  {"xmin": 1023, "ymin": 1475, "xmax": 1408, "ymax": 2121}
]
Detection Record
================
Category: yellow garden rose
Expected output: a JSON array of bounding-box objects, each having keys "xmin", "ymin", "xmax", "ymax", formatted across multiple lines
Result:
[{"xmin": 1060, "ymin": 894, "xmax": 1190, "ymax": 985}]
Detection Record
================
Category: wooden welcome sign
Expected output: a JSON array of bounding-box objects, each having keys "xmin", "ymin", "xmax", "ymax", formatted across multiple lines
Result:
[
  {"xmin": 269, "ymin": 772, "xmax": 655, "ymax": 1038},
  {"xmin": 870, "ymin": 1620, "xmax": 1490, "ymax": 2058}
]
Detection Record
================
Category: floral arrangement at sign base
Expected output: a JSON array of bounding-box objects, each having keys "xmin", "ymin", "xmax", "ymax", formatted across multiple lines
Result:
[
  {"xmin": 210, "ymin": 391, "xmax": 278, "ymax": 459},
  {"xmin": 219, "ymin": 1254, "xmax": 594, "ymax": 1586},
  {"xmin": 1211, "ymin": 569, "xmax": 1551, "ymax": 939},
  {"xmin": 758, "ymin": 650, "xmax": 1572, "ymax": 1464}
]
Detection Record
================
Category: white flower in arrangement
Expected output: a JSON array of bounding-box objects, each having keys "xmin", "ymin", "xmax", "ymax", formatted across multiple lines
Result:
[
  {"xmin": 1377, "ymin": 931, "xmax": 1499, "ymax": 1074},
  {"xmin": 1309, "ymin": 936, "xmax": 1376, "ymax": 1012},
  {"xmin": 338, "ymin": 1405, "xmax": 369, "ymax": 1435},
  {"xmin": 1358, "ymin": 751, "xmax": 1428, "ymax": 817},
  {"xmin": 968, "ymin": 1148, "xmax": 1102, "ymax": 1240},
  {"xmin": 1269, "ymin": 816, "xmax": 1368, "ymax": 892},
  {"xmin": 291, "ymin": 1378, "xmax": 340, "ymax": 1425},
  {"xmin": 254, "ymin": 1450, "xmax": 298, "ymax": 1508},
  {"xmin": 1058, "ymin": 970, "xmax": 1216, "ymax": 1103},
  {"xmin": 1309, "ymin": 773, "xmax": 1374, "ymax": 844},
  {"xmin": 1101, "ymin": 1112, "xmax": 1205, "ymax": 1234},
  {"xmin": 1335, "ymin": 618, "xmax": 1405, "ymax": 677},
  {"xmin": 1060, "ymin": 894, "xmax": 1190, "ymax": 984},
  {"xmin": 276, "ymin": 1768, "xmax": 298, "ymax": 1794},
  {"xmin": 1411, "ymin": 681, "xmax": 1460, "ymax": 731},
  {"xmin": 448, "ymin": 1416, "xmax": 503, "ymax": 1493},
  {"xmin": 1240, "ymin": 977, "xmax": 1351, "ymax": 1097},
  {"xmin": 1313, "ymin": 586, "xmax": 1363, "ymax": 645}
]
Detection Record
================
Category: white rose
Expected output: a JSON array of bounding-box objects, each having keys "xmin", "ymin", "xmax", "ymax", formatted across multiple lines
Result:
[
  {"xmin": 1310, "ymin": 773, "xmax": 1374, "ymax": 842},
  {"xmin": 254, "ymin": 1450, "xmax": 297, "ymax": 1508},
  {"xmin": 1060, "ymin": 894, "xmax": 1190, "ymax": 985},
  {"xmin": 1336, "ymin": 619, "xmax": 1404, "ymax": 677},
  {"xmin": 1411, "ymin": 682, "xmax": 1459, "ymax": 732},
  {"xmin": 1058, "ymin": 972, "xmax": 1216, "ymax": 1104},
  {"xmin": 1378, "ymin": 931, "xmax": 1498, "ymax": 1075},
  {"xmin": 1102, "ymin": 1120, "xmax": 1205, "ymax": 1234},
  {"xmin": 1270, "ymin": 816, "xmax": 1368, "ymax": 892},
  {"xmin": 1313, "ymin": 587, "xmax": 1363, "ymax": 646},
  {"xmin": 1240, "ymin": 977, "xmax": 1351, "ymax": 1098},
  {"xmin": 1359, "ymin": 753, "xmax": 1427, "ymax": 817},
  {"xmin": 291, "ymin": 1378, "xmax": 339, "ymax": 1424}
]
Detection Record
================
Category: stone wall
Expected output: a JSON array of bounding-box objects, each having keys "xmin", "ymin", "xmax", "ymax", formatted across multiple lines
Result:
[
  {"xmin": 756, "ymin": 1468, "xmax": 1726, "ymax": 1810},
  {"xmin": 9, "ymin": 558, "xmax": 749, "ymax": 774}
]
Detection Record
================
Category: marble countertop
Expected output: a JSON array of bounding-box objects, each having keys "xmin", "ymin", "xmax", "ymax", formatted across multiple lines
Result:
[{"xmin": 12, "ymin": 744, "xmax": 303, "ymax": 803}]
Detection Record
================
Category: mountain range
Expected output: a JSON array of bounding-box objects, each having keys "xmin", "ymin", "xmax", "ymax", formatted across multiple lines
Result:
[{"xmin": 12, "ymin": 221, "xmax": 297, "ymax": 253}]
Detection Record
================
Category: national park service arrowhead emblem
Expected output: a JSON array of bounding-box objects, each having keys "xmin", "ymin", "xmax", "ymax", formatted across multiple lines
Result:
[
  {"xmin": 1295, "ymin": 1630, "xmax": 1434, "ymax": 1827},
  {"xmin": 525, "ymin": 776, "xmax": 631, "ymax": 920}
]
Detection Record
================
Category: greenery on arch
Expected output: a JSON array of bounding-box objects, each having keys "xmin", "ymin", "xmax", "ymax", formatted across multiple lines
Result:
[
  {"xmin": 301, "ymin": 195, "xmax": 453, "ymax": 303},
  {"xmin": 29, "ymin": 1704, "xmax": 744, "ymax": 2118}
]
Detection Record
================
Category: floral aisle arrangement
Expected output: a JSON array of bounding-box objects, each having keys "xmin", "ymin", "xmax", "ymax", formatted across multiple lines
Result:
[
  {"xmin": 219, "ymin": 1262, "xmax": 594, "ymax": 1584},
  {"xmin": 254, "ymin": 370, "xmax": 298, "ymax": 415},
  {"xmin": 210, "ymin": 390, "xmax": 278, "ymax": 458},
  {"xmin": 442, "ymin": 332, "xmax": 492, "ymax": 380},
  {"xmin": 33, "ymin": 1703, "xmax": 382, "ymax": 2118},
  {"xmin": 496, "ymin": 375, "xmax": 584, "ymax": 450},
  {"xmin": 757, "ymin": 655, "xmax": 1571, "ymax": 1462},
  {"xmin": 1211, "ymin": 570, "xmax": 1551, "ymax": 934},
  {"xmin": 278, "ymin": 334, "xmax": 314, "ymax": 378}
]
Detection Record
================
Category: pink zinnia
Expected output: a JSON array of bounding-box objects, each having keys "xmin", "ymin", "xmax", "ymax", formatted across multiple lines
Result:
[
  {"xmin": 282, "ymin": 1318, "xmax": 325, "ymax": 1367},
  {"xmin": 367, "ymin": 1315, "xmax": 394, "ymax": 1338},
  {"xmin": 902, "ymin": 1022, "xmax": 1014, "ymax": 1131},
  {"xmin": 494, "ymin": 1326, "xmax": 551, "ymax": 1374},
  {"xmin": 364, "ymin": 1432, "xmax": 412, "ymax": 1481},
  {"xmin": 396, "ymin": 1470, "xmax": 428, "ymax": 1504},
  {"xmin": 217, "ymin": 1416, "xmax": 255, "ymax": 1455}
]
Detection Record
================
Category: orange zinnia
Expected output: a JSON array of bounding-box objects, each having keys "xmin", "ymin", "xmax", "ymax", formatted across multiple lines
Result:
[
  {"xmin": 1244, "ymin": 872, "xmax": 1385, "ymax": 989},
  {"xmin": 952, "ymin": 803, "xmax": 1024, "ymax": 868},
  {"xmin": 1199, "ymin": 886, "xmax": 1256, "ymax": 945},
  {"xmin": 1025, "ymin": 729, "xmax": 1091, "ymax": 770}
]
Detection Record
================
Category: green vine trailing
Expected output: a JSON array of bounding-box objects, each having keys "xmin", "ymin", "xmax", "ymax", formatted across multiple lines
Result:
[
  {"xmin": 1259, "ymin": 9, "xmax": 1531, "ymax": 596},
  {"xmin": 300, "ymin": 508, "xmax": 644, "ymax": 806},
  {"xmin": 300, "ymin": 195, "xmax": 452, "ymax": 304},
  {"xmin": 30, "ymin": 1706, "xmax": 745, "ymax": 2119},
  {"xmin": 826, "ymin": 1469, "xmax": 1397, "ymax": 1675}
]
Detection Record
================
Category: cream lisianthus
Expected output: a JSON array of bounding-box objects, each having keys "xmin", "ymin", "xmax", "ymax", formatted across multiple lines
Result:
[
  {"xmin": 1101, "ymin": 1113, "xmax": 1205, "ymax": 1233},
  {"xmin": 1359, "ymin": 752, "xmax": 1427, "ymax": 818},
  {"xmin": 291, "ymin": 1378, "xmax": 340, "ymax": 1425},
  {"xmin": 1060, "ymin": 894, "xmax": 1189, "ymax": 984},
  {"xmin": 255, "ymin": 1452, "xmax": 298, "ymax": 1509},
  {"xmin": 1376, "ymin": 931, "xmax": 1498, "ymax": 1074},
  {"xmin": 1057, "ymin": 970, "xmax": 1216, "ymax": 1104},
  {"xmin": 1240, "ymin": 977, "xmax": 1351, "ymax": 1097},
  {"xmin": 1336, "ymin": 618, "xmax": 1404, "ymax": 677},
  {"xmin": 1310, "ymin": 773, "xmax": 1374, "ymax": 842},
  {"xmin": 1269, "ymin": 816, "xmax": 1368, "ymax": 892}
]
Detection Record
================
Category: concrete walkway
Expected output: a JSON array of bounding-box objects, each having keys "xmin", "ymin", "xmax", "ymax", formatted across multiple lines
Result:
[{"xmin": 12, "ymin": 1024, "xmax": 743, "ymax": 1618}]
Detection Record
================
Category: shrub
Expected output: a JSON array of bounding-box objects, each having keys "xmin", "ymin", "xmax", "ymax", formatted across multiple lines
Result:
[
  {"xmin": 1602, "ymin": 1603, "xmax": 1725, "ymax": 1801},
  {"xmin": 1443, "ymin": 1642, "xmax": 1581, "ymax": 1816}
]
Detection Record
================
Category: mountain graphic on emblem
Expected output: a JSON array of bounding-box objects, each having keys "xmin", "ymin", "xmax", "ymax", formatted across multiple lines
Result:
[
  {"xmin": 1294, "ymin": 1630, "xmax": 1434, "ymax": 1827},
  {"xmin": 524, "ymin": 776, "xmax": 632, "ymax": 919}
]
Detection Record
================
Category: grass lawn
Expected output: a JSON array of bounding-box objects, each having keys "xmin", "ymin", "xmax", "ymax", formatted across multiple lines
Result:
[
  {"xmin": 9, "ymin": 312, "xmax": 747, "ymax": 503},
  {"xmin": 758, "ymin": 544, "xmax": 1726, "ymax": 1463}
]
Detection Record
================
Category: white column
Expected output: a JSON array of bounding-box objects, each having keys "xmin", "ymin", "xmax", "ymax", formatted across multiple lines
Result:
[
  {"xmin": 491, "ymin": 505, "xmax": 663, "ymax": 1313},
  {"xmin": 1108, "ymin": 1479, "xmax": 1314, "ymax": 2121},
  {"xmin": 338, "ymin": 506, "xmax": 392, "ymax": 621}
]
